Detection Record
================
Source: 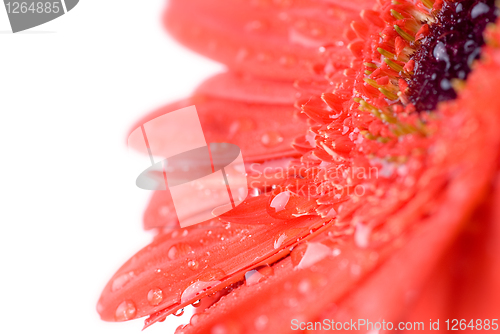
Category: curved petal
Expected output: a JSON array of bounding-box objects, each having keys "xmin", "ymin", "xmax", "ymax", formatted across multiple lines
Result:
[
  {"xmin": 406, "ymin": 174, "xmax": 500, "ymax": 326},
  {"xmin": 129, "ymin": 89, "xmax": 308, "ymax": 163},
  {"xmin": 194, "ymin": 72, "xmax": 298, "ymax": 105},
  {"xmin": 163, "ymin": 0, "xmax": 369, "ymax": 80},
  {"xmin": 97, "ymin": 214, "xmax": 328, "ymax": 324}
]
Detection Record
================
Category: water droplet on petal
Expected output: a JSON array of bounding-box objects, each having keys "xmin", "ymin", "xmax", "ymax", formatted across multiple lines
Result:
[
  {"xmin": 111, "ymin": 272, "xmax": 135, "ymax": 292},
  {"xmin": 211, "ymin": 324, "xmax": 228, "ymax": 334},
  {"xmin": 174, "ymin": 308, "xmax": 185, "ymax": 317},
  {"xmin": 284, "ymin": 297, "xmax": 299, "ymax": 308},
  {"xmin": 298, "ymin": 279, "xmax": 311, "ymax": 294},
  {"xmin": 270, "ymin": 191, "xmax": 290, "ymax": 212},
  {"xmin": 115, "ymin": 300, "xmax": 136, "ymax": 321},
  {"xmin": 471, "ymin": 2, "xmax": 490, "ymax": 19},
  {"xmin": 187, "ymin": 260, "xmax": 199, "ymax": 270},
  {"xmin": 147, "ymin": 288, "xmax": 163, "ymax": 306},
  {"xmin": 305, "ymin": 130, "xmax": 316, "ymax": 147},
  {"xmin": 168, "ymin": 243, "xmax": 193, "ymax": 260},
  {"xmin": 159, "ymin": 205, "xmax": 170, "ymax": 217},
  {"xmin": 181, "ymin": 281, "xmax": 221, "ymax": 303},
  {"xmin": 254, "ymin": 315, "xmax": 269, "ymax": 331},
  {"xmin": 274, "ymin": 232, "xmax": 288, "ymax": 249},
  {"xmin": 245, "ymin": 265, "xmax": 274, "ymax": 286},
  {"xmin": 354, "ymin": 222, "xmax": 372, "ymax": 248},
  {"xmin": 294, "ymin": 242, "xmax": 331, "ymax": 269},
  {"xmin": 261, "ymin": 131, "xmax": 284, "ymax": 147},
  {"xmin": 211, "ymin": 322, "xmax": 242, "ymax": 334}
]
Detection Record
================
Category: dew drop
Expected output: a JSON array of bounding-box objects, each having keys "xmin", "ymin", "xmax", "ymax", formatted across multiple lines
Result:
[
  {"xmin": 274, "ymin": 232, "xmax": 288, "ymax": 249},
  {"xmin": 181, "ymin": 281, "xmax": 221, "ymax": 303},
  {"xmin": 295, "ymin": 242, "xmax": 331, "ymax": 269},
  {"xmin": 168, "ymin": 243, "xmax": 193, "ymax": 260},
  {"xmin": 271, "ymin": 191, "xmax": 291, "ymax": 213},
  {"xmin": 249, "ymin": 188, "xmax": 261, "ymax": 197},
  {"xmin": 285, "ymin": 297, "xmax": 299, "ymax": 308},
  {"xmin": 147, "ymin": 288, "xmax": 163, "ymax": 306},
  {"xmin": 254, "ymin": 315, "xmax": 269, "ymax": 331},
  {"xmin": 433, "ymin": 42, "xmax": 450, "ymax": 69},
  {"xmin": 210, "ymin": 322, "xmax": 242, "ymax": 334},
  {"xmin": 115, "ymin": 300, "xmax": 137, "ymax": 321},
  {"xmin": 211, "ymin": 324, "xmax": 228, "ymax": 334},
  {"xmin": 324, "ymin": 208, "xmax": 337, "ymax": 218},
  {"xmin": 305, "ymin": 130, "xmax": 316, "ymax": 147},
  {"xmin": 187, "ymin": 260, "xmax": 199, "ymax": 270},
  {"xmin": 111, "ymin": 272, "xmax": 134, "ymax": 292},
  {"xmin": 471, "ymin": 2, "xmax": 490, "ymax": 19},
  {"xmin": 245, "ymin": 265, "xmax": 274, "ymax": 286},
  {"xmin": 261, "ymin": 131, "xmax": 284, "ymax": 147},
  {"xmin": 174, "ymin": 308, "xmax": 185, "ymax": 317},
  {"xmin": 440, "ymin": 78, "xmax": 452, "ymax": 90},
  {"xmin": 159, "ymin": 205, "xmax": 170, "ymax": 217},
  {"xmin": 354, "ymin": 222, "xmax": 372, "ymax": 248},
  {"xmin": 298, "ymin": 279, "xmax": 311, "ymax": 294}
]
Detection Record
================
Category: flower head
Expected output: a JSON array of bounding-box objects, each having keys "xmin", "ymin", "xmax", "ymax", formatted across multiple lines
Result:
[{"xmin": 98, "ymin": 0, "xmax": 500, "ymax": 332}]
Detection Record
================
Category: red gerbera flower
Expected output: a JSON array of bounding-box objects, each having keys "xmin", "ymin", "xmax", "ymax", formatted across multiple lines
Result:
[{"xmin": 98, "ymin": 0, "xmax": 500, "ymax": 332}]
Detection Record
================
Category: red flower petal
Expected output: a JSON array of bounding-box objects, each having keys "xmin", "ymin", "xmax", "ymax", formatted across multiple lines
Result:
[
  {"xmin": 407, "ymin": 175, "xmax": 500, "ymax": 324},
  {"xmin": 194, "ymin": 72, "xmax": 297, "ymax": 105},
  {"xmin": 97, "ymin": 214, "xmax": 328, "ymax": 324},
  {"xmin": 129, "ymin": 79, "xmax": 308, "ymax": 163},
  {"xmin": 163, "ymin": 0, "xmax": 370, "ymax": 80}
]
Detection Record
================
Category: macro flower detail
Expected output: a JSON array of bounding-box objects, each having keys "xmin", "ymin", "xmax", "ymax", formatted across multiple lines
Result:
[{"xmin": 98, "ymin": 0, "xmax": 500, "ymax": 333}]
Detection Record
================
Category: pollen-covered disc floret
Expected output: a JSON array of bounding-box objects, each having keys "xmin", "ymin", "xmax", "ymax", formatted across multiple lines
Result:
[
  {"xmin": 282, "ymin": 0, "xmax": 500, "ymax": 238},
  {"xmin": 408, "ymin": 0, "xmax": 499, "ymax": 111}
]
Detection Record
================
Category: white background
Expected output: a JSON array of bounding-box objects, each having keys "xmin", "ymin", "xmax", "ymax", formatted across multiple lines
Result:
[{"xmin": 0, "ymin": 1, "xmax": 223, "ymax": 333}]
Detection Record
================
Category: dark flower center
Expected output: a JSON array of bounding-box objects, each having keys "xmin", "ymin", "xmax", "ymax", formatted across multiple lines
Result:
[{"xmin": 407, "ymin": 0, "xmax": 498, "ymax": 111}]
